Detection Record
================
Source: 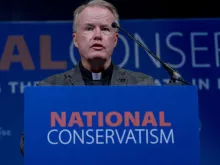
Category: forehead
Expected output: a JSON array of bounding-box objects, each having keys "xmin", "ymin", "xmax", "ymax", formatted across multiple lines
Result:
[{"xmin": 77, "ymin": 6, "xmax": 115, "ymax": 25}]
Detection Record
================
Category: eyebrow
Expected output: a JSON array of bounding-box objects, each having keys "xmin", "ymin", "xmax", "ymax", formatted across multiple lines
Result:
[
  {"xmin": 84, "ymin": 23, "xmax": 111, "ymax": 28},
  {"xmin": 100, "ymin": 24, "xmax": 111, "ymax": 28},
  {"xmin": 84, "ymin": 23, "xmax": 94, "ymax": 27}
]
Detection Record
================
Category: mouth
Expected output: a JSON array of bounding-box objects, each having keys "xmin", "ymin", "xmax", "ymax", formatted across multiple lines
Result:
[{"xmin": 91, "ymin": 44, "xmax": 104, "ymax": 50}]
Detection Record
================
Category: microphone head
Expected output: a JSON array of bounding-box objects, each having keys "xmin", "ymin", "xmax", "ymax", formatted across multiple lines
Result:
[{"xmin": 111, "ymin": 22, "xmax": 118, "ymax": 28}]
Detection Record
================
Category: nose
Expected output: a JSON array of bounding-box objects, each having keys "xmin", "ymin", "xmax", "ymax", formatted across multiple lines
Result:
[{"xmin": 93, "ymin": 27, "xmax": 102, "ymax": 40}]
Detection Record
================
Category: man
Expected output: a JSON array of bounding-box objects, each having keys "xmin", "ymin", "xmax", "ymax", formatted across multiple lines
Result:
[
  {"xmin": 20, "ymin": 0, "xmax": 156, "ymax": 156},
  {"xmin": 36, "ymin": 0, "xmax": 155, "ymax": 86}
]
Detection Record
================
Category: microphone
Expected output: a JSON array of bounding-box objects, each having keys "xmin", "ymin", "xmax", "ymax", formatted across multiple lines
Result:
[
  {"xmin": 20, "ymin": 132, "xmax": 24, "ymax": 156},
  {"xmin": 112, "ymin": 22, "xmax": 192, "ymax": 85}
]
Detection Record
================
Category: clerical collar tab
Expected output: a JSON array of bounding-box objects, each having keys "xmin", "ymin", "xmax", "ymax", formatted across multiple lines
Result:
[{"xmin": 92, "ymin": 72, "xmax": 102, "ymax": 80}]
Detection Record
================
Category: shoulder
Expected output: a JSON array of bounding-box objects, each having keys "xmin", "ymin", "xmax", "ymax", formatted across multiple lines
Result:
[
  {"xmin": 117, "ymin": 67, "xmax": 156, "ymax": 85},
  {"xmin": 37, "ymin": 68, "xmax": 75, "ymax": 86}
]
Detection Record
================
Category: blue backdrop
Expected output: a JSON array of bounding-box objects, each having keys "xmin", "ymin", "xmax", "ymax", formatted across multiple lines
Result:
[{"xmin": 0, "ymin": 18, "xmax": 219, "ymax": 165}]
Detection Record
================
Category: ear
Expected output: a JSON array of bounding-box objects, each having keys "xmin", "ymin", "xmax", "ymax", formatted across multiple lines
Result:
[
  {"xmin": 114, "ymin": 32, "xmax": 119, "ymax": 47},
  {"xmin": 72, "ymin": 32, "xmax": 78, "ymax": 48}
]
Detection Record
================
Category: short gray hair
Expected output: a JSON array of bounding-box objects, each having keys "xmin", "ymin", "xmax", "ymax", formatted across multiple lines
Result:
[{"xmin": 73, "ymin": 0, "xmax": 120, "ymax": 32}]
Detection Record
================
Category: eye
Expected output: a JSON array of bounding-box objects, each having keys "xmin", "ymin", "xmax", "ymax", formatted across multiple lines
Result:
[
  {"xmin": 85, "ymin": 26, "xmax": 93, "ymax": 31},
  {"xmin": 102, "ymin": 28, "xmax": 110, "ymax": 32}
]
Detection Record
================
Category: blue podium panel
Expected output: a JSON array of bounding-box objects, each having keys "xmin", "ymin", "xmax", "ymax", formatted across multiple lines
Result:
[{"xmin": 24, "ymin": 86, "xmax": 200, "ymax": 165}]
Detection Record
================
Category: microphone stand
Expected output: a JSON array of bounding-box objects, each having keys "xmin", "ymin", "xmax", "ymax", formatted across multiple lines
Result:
[{"xmin": 112, "ymin": 22, "xmax": 192, "ymax": 85}]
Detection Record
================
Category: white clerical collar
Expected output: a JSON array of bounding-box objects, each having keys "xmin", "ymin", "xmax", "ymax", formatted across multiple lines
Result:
[{"xmin": 92, "ymin": 72, "xmax": 102, "ymax": 80}]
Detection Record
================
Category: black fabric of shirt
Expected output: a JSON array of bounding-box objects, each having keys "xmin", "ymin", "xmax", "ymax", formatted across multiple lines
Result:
[{"xmin": 79, "ymin": 61, "xmax": 113, "ymax": 85}]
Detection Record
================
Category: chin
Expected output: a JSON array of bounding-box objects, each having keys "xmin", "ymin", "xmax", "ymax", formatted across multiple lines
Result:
[{"xmin": 88, "ymin": 54, "xmax": 108, "ymax": 61}]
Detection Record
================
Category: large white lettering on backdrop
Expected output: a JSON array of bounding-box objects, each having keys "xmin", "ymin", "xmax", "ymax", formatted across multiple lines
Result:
[{"xmin": 1, "ymin": 31, "xmax": 220, "ymax": 94}]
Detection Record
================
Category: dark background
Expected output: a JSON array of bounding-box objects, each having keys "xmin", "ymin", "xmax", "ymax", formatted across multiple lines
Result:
[
  {"xmin": 0, "ymin": 0, "xmax": 219, "ymax": 164},
  {"xmin": 0, "ymin": 0, "xmax": 219, "ymax": 21}
]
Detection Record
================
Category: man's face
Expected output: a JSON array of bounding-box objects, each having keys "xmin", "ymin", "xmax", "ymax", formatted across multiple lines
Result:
[{"xmin": 73, "ymin": 6, "xmax": 118, "ymax": 63}]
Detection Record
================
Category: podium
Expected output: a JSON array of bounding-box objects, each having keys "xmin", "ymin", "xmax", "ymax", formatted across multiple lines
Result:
[{"xmin": 24, "ymin": 85, "xmax": 200, "ymax": 165}]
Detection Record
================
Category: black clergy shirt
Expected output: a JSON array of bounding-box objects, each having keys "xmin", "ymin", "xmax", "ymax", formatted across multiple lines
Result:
[{"xmin": 79, "ymin": 61, "xmax": 113, "ymax": 85}]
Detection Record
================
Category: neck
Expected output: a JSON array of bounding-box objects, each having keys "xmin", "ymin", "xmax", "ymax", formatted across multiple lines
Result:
[{"xmin": 81, "ymin": 58, "xmax": 111, "ymax": 73}]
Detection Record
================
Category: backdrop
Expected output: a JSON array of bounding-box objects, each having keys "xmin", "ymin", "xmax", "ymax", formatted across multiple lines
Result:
[{"xmin": 0, "ymin": 19, "xmax": 219, "ymax": 165}]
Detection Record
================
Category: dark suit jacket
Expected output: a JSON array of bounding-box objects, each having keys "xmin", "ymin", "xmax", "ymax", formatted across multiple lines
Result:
[{"xmin": 20, "ymin": 63, "xmax": 155, "ymax": 156}]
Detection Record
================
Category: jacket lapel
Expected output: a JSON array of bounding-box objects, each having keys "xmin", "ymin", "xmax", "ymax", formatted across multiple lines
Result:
[
  {"xmin": 65, "ymin": 64, "xmax": 85, "ymax": 86},
  {"xmin": 110, "ymin": 64, "xmax": 128, "ymax": 85}
]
